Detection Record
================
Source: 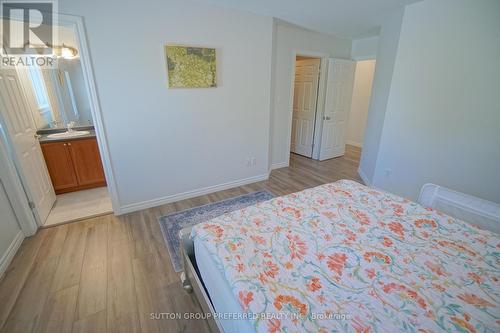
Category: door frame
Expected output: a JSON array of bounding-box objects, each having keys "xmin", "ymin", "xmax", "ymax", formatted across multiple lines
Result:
[
  {"xmin": 58, "ymin": 14, "xmax": 121, "ymax": 212},
  {"xmin": 0, "ymin": 14, "xmax": 120, "ymax": 231},
  {"xmin": 285, "ymin": 50, "xmax": 329, "ymax": 165}
]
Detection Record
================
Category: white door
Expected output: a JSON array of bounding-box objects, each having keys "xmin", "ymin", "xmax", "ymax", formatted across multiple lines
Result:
[
  {"xmin": 319, "ymin": 58, "xmax": 355, "ymax": 161},
  {"xmin": 0, "ymin": 68, "xmax": 56, "ymax": 225},
  {"xmin": 291, "ymin": 58, "xmax": 320, "ymax": 158}
]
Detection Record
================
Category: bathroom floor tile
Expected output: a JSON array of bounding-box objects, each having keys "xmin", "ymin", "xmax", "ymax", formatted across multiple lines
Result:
[{"xmin": 44, "ymin": 187, "xmax": 113, "ymax": 227}]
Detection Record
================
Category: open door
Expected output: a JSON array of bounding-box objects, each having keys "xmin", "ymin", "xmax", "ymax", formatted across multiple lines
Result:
[
  {"xmin": 319, "ymin": 58, "xmax": 355, "ymax": 161},
  {"xmin": 291, "ymin": 58, "xmax": 321, "ymax": 158},
  {"xmin": 0, "ymin": 68, "xmax": 56, "ymax": 225}
]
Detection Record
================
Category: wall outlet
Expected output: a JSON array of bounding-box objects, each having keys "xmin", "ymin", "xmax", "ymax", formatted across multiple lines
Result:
[
  {"xmin": 245, "ymin": 157, "xmax": 257, "ymax": 167},
  {"xmin": 385, "ymin": 169, "xmax": 392, "ymax": 177}
]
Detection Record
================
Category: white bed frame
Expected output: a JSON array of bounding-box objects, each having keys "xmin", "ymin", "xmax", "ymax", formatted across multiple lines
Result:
[
  {"xmin": 180, "ymin": 227, "xmax": 225, "ymax": 333},
  {"xmin": 419, "ymin": 183, "xmax": 500, "ymax": 234},
  {"xmin": 180, "ymin": 183, "xmax": 500, "ymax": 333}
]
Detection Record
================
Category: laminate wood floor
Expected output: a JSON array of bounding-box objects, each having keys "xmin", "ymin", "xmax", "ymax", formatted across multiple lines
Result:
[{"xmin": 0, "ymin": 147, "xmax": 362, "ymax": 333}]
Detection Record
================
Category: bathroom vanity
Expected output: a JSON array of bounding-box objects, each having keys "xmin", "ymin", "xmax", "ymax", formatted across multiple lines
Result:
[{"xmin": 39, "ymin": 129, "xmax": 106, "ymax": 194}]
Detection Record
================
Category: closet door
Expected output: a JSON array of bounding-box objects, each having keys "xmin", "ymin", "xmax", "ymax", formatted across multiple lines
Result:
[
  {"xmin": 291, "ymin": 58, "xmax": 321, "ymax": 157},
  {"xmin": 319, "ymin": 59, "xmax": 355, "ymax": 160}
]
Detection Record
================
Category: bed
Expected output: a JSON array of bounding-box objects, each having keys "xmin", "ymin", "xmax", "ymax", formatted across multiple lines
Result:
[{"xmin": 183, "ymin": 180, "xmax": 500, "ymax": 333}]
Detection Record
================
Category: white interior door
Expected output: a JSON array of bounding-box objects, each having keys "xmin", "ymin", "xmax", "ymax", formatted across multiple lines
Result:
[
  {"xmin": 319, "ymin": 58, "xmax": 355, "ymax": 161},
  {"xmin": 291, "ymin": 58, "xmax": 320, "ymax": 158},
  {"xmin": 0, "ymin": 68, "xmax": 56, "ymax": 225}
]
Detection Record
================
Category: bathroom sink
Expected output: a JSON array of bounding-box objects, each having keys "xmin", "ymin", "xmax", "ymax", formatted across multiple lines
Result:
[{"xmin": 46, "ymin": 131, "xmax": 90, "ymax": 139}]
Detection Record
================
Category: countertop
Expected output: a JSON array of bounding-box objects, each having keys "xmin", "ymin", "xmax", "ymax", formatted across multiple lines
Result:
[{"xmin": 38, "ymin": 129, "xmax": 97, "ymax": 143}]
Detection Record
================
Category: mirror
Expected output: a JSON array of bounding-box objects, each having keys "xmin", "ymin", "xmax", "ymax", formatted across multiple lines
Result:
[{"xmin": 19, "ymin": 24, "xmax": 93, "ymax": 130}]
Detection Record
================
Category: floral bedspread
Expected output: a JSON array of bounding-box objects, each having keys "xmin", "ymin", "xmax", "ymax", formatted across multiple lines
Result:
[{"xmin": 192, "ymin": 180, "xmax": 500, "ymax": 333}]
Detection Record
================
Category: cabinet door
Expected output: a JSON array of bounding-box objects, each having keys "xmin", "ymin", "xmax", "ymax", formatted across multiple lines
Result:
[
  {"xmin": 40, "ymin": 141, "xmax": 78, "ymax": 193},
  {"xmin": 68, "ymin": 138, "xmax": 106, "ymax": 187}
]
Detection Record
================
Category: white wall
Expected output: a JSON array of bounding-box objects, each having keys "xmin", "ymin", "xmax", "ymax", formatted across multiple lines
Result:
[
  {"xmin": 358, "ymin": 9, "xmax": 404, "ymax": 184},
  {"xmin": 351, "ymin": 36, "xmax": 379, "ymax": 60},
  {"xmin": 60, "ymin": 0, "xmax": 273, "ymax": 211},
  {"xmin": 346, "ymin": 59, "xmax": 376, "ymax": 147},
  {"xmin": 372, "ymin": 0, "xmax": 500, "ymax": 203},
  {"xmin": 270, "ymin": 20, "xmax": 351, "ymax": 167}
]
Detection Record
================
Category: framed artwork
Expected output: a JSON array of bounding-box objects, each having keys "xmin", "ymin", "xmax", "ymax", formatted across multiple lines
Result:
[{"xmin": 164, "ymin": 45, "xmax": 217, "ymax": 88}]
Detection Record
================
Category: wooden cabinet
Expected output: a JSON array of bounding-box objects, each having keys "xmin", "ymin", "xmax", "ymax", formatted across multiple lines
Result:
[
  {"xmin": 67, "ymin": 139, "xmax": 106, "ymax": 187},
  {"xmin": 41, "ymin": 138, "xmax": 106, "ymax": 194},
  {"xmin": 40, "ymin": 141, "xmax": 78, "ymax": 193}
]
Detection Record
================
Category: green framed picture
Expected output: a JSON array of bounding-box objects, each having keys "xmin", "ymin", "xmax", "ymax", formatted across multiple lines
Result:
[{"xmin": 164, "ymin": 45, "xmax": 217, "ymax": 88}]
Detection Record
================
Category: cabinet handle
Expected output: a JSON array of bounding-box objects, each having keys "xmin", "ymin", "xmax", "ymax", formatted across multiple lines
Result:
[
  {"xmin": 63, "ymin": 143, "xmax": 67, "ymax": 146},
  {"xmin": 68, "ymin": 143, "xmax": 72, "ymax": 146}
]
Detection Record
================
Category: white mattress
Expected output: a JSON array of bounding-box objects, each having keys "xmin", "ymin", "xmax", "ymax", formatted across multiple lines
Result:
[{"xmin": 194, "ymin": 236, "xmax": 255, "ymax": 333}]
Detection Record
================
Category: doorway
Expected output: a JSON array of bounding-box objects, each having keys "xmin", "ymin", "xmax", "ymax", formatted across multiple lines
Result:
[
  {"xmin": 0, "ymin": 16, "xmax": 115, "ymax": 228},
  {"xmin": 290, "ymin": 56, "xmax": 321, "ymax": 158},
  {"xmin": 289, "ymin": 55, "xmax": 357, "ymax": 163}
]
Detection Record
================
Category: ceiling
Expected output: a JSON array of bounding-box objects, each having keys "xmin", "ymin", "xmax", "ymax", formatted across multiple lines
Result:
[{"xmin": 196, "ymin": 0, "xmax": 420, "ymax": 39}]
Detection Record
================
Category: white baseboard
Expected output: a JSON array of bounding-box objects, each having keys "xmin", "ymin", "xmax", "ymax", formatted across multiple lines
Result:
[
  {"xmin": 345, "ymin": 140, "xmax": 363, "ymax": 148},
  {"xmin": 357, "ymin": 167, "xmax": 371, "ymax": 186},
  {"xmin": 118, "ymin": 173, "xmax": 270, "ymax": 215},
  {"xmin": 0, "ymin": 231, "xmax": 24, "ymax": 280},
  {"xmin": 270, "ymin": 161, "xmax": 289, "ymax": 170}
]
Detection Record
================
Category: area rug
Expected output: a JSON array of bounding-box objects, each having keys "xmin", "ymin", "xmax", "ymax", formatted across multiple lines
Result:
[{"xmin": 158, "ymin": 190, "xmax": 274, "ymax": 272}]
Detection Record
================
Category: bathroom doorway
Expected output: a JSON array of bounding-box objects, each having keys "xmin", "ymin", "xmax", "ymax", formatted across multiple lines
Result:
[{"xmin": 0, "ymin": 16, "xmax": 115, "ymax": 227}]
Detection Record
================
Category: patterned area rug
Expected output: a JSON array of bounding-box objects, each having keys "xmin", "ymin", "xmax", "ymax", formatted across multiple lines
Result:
[{"xmin": 158, "ymin": 191, "xmax": 274, "ymax": 272}]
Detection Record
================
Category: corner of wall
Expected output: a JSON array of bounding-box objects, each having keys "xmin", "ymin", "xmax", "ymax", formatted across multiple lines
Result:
[
  {"xmin": 370, "ymin": 7, "xmax": 406, "ymax": 188},
  {"xmin": 271, "ymin": 161, "xmax": 289, "ymax": 171},
  {"xmin": 358, "ymin": 7, "xmax": 405, "ymax": 186},
  {"xmin": 357, "ymin": 167, "xmax": 371, "ymax": 186},
  {"xmin": 351, "ymin": 35, "xmax": 380, "ymax": 61},
  {"xmin": 347, "ymin": 38, "xmax": 354, "ymax": 60}
]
